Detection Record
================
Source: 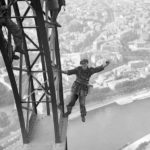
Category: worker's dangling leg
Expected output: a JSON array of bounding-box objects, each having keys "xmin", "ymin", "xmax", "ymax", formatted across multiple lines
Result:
[
  {"xmin": 65, "ymin": 106, "xmax": 72, "ymax": 116},
  {"xmin": 79, "ymin": 92, "xmax": 87, "ymax": 122},
  {"xmin": 80, "ymin": 105, "xmax": 86, "ymax": 122},
  {"xmin": 64, "ymin": 93, "xmax": 78, "ymax": 117}
]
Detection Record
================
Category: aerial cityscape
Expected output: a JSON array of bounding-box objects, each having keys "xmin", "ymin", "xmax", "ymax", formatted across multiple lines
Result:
[{"xmin": 0, "ymin": 0, "xmax": 150, "ymax": 150}]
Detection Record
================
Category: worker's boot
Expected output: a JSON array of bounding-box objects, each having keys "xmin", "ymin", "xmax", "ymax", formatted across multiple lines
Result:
[
  {"xmin": 15, "ymin": 45, "xmax": 25, "ymax": 54},
  {"xmin": 63, "ymin": 106, "xmax": 72, "ymax": 117},
  {"xmin": 81, "ymin": 115, "xmax": 86, "ymax": 122},
  {"xmin": 12, "ymin": 54, "xmax": 20, "ymax": 60},
  {"xmin": 8, "ymin": 50, "xmax": 19, "ymax": 63}
]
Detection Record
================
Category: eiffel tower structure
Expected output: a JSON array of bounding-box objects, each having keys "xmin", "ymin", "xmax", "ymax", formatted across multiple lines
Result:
[{"xmin": 0, "ymin": 0, "xmax": 68, "ymax": 149}]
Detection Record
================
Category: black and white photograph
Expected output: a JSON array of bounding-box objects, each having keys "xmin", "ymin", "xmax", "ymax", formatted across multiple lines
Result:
[{"xmin": 0, "ymin": 0, "xmax": 150, "ymax": 150}]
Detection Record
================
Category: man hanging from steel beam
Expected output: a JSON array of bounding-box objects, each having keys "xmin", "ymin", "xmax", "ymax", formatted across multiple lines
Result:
[
  {"xmin": 62, "ymin": 59, "xmax": 110, "ymax": 122},
  {"xmin": 0, "ymin": 0, "xmax": 25, "ymax": 59}
]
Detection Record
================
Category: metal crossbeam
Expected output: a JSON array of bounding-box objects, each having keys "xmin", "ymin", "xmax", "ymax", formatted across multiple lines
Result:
[
  {"xmin": 31, "ymin": 0, "xmax": 61, "ymax": 142},
  {"xmin": 1, "ymin": 0, "xmax": 67, "ymax": 147},
  {"xmin": 0, "ymin": 29, "xmax": 28, "ymax": 143}
]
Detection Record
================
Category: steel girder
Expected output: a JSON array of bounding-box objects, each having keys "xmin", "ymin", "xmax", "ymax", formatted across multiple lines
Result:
[{"xmin": 0, "ymin": 0, "xmax": 65, "ymax": 144}]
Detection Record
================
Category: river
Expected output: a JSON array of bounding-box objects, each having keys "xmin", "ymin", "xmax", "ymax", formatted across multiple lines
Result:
[{"xmin": 67, "ymin": 98, "xmax": 150, "ymax": 150}]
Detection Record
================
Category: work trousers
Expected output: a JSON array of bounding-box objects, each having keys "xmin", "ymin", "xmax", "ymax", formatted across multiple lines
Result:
[{"xmin": 67, "ymin": 91, "xmax": 87, "ymax": 117}]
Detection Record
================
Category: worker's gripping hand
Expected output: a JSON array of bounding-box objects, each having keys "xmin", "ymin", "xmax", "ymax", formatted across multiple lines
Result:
[
  {"xmin": 103, "ymin": 60, "xmax": 110, "ymax": 68},
  {"xmin": 52, "ymin": 66, "xmax": 68, "ymax": 74}
]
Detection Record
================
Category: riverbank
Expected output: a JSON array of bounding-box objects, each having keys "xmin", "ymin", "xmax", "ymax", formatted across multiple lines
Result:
[
  {"xmin": 122, "ymin": 134, "xmax": 150, "ymax": 150},
  {"xmin": 68, "ymin": 88, "xmax": 150, "ymax": 150},
  {"xmin": 68, "ymin": 96, "xmax": 150, "ymax": 150},
  {"xmin": 69, "ymin": 88, "xmax": 150, "ymax": 120}
]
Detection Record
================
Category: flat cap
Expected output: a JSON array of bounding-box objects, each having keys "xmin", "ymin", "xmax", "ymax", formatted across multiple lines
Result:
[{"xmin": 80, "ymin": 59, "xmax": 88, "ymax": 64}]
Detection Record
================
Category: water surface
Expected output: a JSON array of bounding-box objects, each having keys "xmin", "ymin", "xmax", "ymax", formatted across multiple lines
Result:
[{"xmin": 68, "ymin": 99, "xmax": 150, "ymax": 150}]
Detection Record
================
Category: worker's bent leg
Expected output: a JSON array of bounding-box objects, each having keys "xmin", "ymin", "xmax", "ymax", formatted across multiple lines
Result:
[{"xmin": 64, "ymin": 93, "xmax": 78, "ymax": 116}]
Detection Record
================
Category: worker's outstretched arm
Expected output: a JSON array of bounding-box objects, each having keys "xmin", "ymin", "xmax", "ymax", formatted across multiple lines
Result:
[
  {"xmin": 61, "ymin": 70, "xmax": 68, "ymax": 74},
  {"xmin": 61, "ymin": 67, "xmax": 78, "ymax": 75},
  {"xmin": 91, "ymin": 60, "xmax": 110, "ymax": 74}
]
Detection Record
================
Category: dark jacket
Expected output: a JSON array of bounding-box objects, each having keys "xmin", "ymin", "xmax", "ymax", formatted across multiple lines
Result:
[{"xmin": 66, "ymin": 65, "xmax": 104, "ymax": 96}]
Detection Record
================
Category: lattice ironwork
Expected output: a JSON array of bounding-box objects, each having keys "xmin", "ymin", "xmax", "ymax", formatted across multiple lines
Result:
[{"xmin": 0, "ymin": 0, "xmax": 66, "ymax": 145}]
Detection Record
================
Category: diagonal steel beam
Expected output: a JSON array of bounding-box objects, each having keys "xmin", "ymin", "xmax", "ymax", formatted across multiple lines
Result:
[
  {"xmin": 31, "ymin": 0, "xmax": 61, "ymax": 143},
  {"xmin": 0, "ymin": 29, "xmax": 28, "ymax": 143}
]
